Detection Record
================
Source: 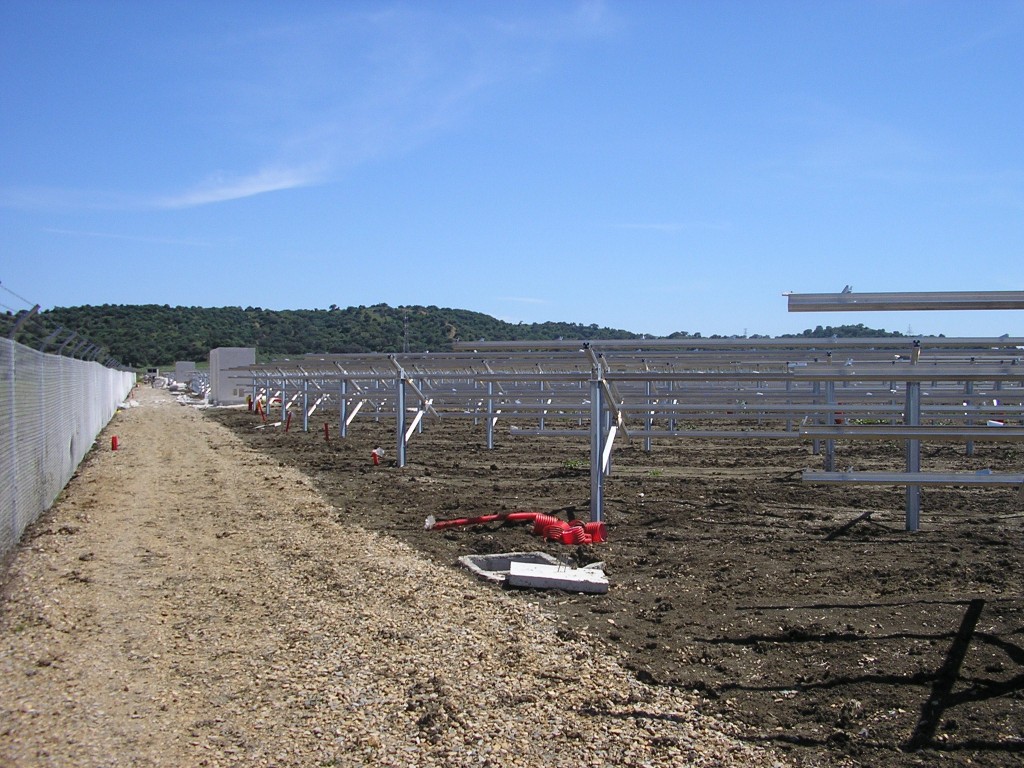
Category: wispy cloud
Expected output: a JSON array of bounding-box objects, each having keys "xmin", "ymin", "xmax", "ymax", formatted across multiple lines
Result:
[
  {"xmin": 154, "ymin": 164, "xmax": 324, "ymax": 209},
  {"xmin": 0, "ymin": 186, "xmax": 135, "ymax": 212},
  {"xmin": 43, "ymin": 228, "xmax": 216, "ymax": 247},
  {"xmin": 2, "ymin": 3, "xmax": 613, "ymax": 213},
  {"xmin": 492, "ymin": 0, "xmax": 617, "ymax": 41},
  {"xmin": 152, "ymin": 2, "xmax": 615, "ymax": 209}
]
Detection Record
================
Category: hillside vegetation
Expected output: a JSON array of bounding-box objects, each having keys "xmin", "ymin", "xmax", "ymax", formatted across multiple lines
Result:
[
  {"xmin": 37, "ymin": 304, "xmax": 640, "ymax": 367},
  {"xmin": 19, "ymin": 303, "xmax": 902, "ymax": 368}
]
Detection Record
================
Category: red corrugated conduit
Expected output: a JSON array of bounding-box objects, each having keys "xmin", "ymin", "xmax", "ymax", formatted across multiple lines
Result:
[
  {"xmin": 426, "ymin": 513, "xmax": 503, "ymax": 531},
  {"xmin": 425, "ymin": 510, "xmax": 606, "ymax": 544}
]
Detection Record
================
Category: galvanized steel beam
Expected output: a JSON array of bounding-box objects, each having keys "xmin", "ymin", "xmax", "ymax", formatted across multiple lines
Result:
[{"xmin": 787, "ymin": 290, "xmax": 1024, "ymax": 312}]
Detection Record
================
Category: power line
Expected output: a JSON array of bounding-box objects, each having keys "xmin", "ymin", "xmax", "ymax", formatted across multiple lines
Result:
[{"xmin": 0, "ymin": 280, "xmax": 35, "ymax": 308}]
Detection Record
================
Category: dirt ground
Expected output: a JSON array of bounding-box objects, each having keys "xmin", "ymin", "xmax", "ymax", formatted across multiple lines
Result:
[
  {"xmin": 1, "ymin": 389, "xmax": 785, "ymax": 768},
  {"xmin": 209, "ymin": 406, "xmax": 1024, "ymax": 768}
]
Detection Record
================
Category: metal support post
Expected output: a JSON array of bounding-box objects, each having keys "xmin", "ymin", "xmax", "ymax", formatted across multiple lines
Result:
[
  {"xmin": 57, "ymin": 332, "xmax": 78, "ymax": 355},
  {"xmin": 811, "ymin": 380, "xmax": 821, "ymax": 455},
  {"xmin": 396, "ymin": 372, "xmax": 407, "ymax": 467},
  {"xmin": 302, "ymin": 378, "xmax": 309, "ymax": 432},
  {"xmin": 417, "ymin": 378, "xmax": 425, "ymax": 434},
  {"xmin": 39, "ymin": 325, "xmax": 65, "ymax": 352},
  {"xmin": 644, "ymin": 380, "xmax": 653, "ymax": 453},
  {"xmin": 964, "ymin": 380, "xmax": 974, "ymax": 457},
  {"xmin": 905, "ymin": 380, "xmax": 922, "ymax": 531},
  {"xmin": 486, "ymin": 381, "xmax": 494, "ymax": 450},
  {"xmin": 824, "ymin": 380, "xmax": 836, "ymax": 472},
  {"xmin": 6, "ymin": 305, "xmax": 39, "ymax": 341},
  {"xmin": 538, "ymin": 378, "xmax": 545, "ymax": 431},
  {"xmin": 603, "ymin": 406, "xmax": 613, "ymax": 477},
  {"xmin": 668, "ymin": 379, "xmax": 676, "ymax": 432},
  {"xmin": 339, "ymin": 378, "xmax": 348, "ymax": 438},
  {"xmin": 589, "ymin": 365, "xmax": 605, "ymax": 523}
]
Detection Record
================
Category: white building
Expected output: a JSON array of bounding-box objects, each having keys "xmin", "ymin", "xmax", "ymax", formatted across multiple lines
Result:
[{"xmin": 209, "ymin": 347, "xmax": 255, "ymax": 405}]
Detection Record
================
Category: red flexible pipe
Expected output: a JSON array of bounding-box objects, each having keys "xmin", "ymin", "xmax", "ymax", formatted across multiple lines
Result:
[
  {"xmin": 542, "ymin": 522, "xmax": 569, "ymax": 541},
  {"xmin": 426, "ymin": 510, "xmax": 607, "ymax": 545},
  {"xmin": 428, "ymin": 513, "xmax": 503, "ymax": 531},
  {"xmin": 584, "ymin": 521, "xmax": 607, "ymax": 543},
  {"xmin": 503, "ymin": 512, "xmax": 540, "ymax": 523},
  {"xmin": 532, "ymin": 514, "xmax": 561, "ymax": 537},
  {"xmin": 427, "ymin": 510, "xmax": 540, "ymax": 531},
  {"xmin": 561, "ymin": 526, "xmax": 592, "ymax": 545}
]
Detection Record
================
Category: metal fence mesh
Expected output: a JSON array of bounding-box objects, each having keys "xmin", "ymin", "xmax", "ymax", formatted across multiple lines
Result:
[{"xmin": 1, "ymin": 338, "xmax": 135, "ymax": 558}]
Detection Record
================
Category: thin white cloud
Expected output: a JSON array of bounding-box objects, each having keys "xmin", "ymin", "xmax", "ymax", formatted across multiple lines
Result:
[
  {"xmin": 43, "ymin": 227, "xmax": 216, "ymax": 247},
  {"xmin": 492, "ymin": 0, "xmax": 617, "ymax": 41},
  {"xmin": 183, "ymin": 3, "xmax": 614, "ymax": 202},
  {"xmin": 3, "ymin": 4, "xmax": 614, "ymax": 213},
  {"xmin": 0, "ymin": 167, "xmax": 322, "ymax": 213},
  {"xmin": 0, "ymin": 186, "xmax": 134, "ymax": 212},
  {"xmin": 155, "ymin": 165, "xmax": 322, "ymax": 209}
]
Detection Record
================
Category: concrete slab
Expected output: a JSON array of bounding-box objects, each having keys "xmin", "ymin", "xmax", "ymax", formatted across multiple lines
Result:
[
  {"xmin": 506, "ymin": 561, "xmax": 609, "ymax": 594},
  {"xmin": 457, "ymin": 551, "xmax": 566, "ymax": 584}
]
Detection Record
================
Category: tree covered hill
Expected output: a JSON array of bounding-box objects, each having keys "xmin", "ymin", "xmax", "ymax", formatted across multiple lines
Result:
[
  {"xmin": 27, "ymin": 303, "xmax": 903, "ymax": 368},
  {"xmin": 37, "ymin": 304, "xmax": 644, "ymax": 368}
]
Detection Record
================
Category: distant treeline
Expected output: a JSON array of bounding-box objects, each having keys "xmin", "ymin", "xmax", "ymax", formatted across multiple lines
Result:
[{"xmin": 20, "ymin": 303, "xmax": 902, "ymax": 368}]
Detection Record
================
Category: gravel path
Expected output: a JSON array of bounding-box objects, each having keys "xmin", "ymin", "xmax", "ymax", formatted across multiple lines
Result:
[{"xmin": 0, "ymin": 387, "xmax": 786, "ymax": 767}]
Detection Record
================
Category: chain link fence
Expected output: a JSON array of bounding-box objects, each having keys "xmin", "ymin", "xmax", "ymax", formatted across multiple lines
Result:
[{"xmin": 1, "ymin": 338, "xmax": 135, "ymax": 559}]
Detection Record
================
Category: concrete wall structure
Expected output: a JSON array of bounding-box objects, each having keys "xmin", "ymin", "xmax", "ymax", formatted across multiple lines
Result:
[
  {"xmin": 209, "ymin": 347, "xmax": 255, "ymax": 405},
  {"xmin": 173, "ymin": 361, "xmax": 196, "ymax": 385}
]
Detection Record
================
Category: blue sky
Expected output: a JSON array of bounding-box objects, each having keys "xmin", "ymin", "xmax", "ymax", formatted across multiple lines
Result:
[{"xmin": 2, "ymin": 1, "xmax": 1022, "ymax": 338}]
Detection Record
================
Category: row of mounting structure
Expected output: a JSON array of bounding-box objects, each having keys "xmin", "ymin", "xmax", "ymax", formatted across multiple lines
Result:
[{"xmin": 231, "ymin": 330, "xmax": 1024, "ymax": 531}]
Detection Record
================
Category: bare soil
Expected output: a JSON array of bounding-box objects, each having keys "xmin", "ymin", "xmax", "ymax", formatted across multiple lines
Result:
[
  {"xmin": 209, "ymin": 406, "xmax": 1024, "ymax": 768},
  {"xmin": 0, "ymin": 389, "xmax": 783, "ymax": 768}
]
